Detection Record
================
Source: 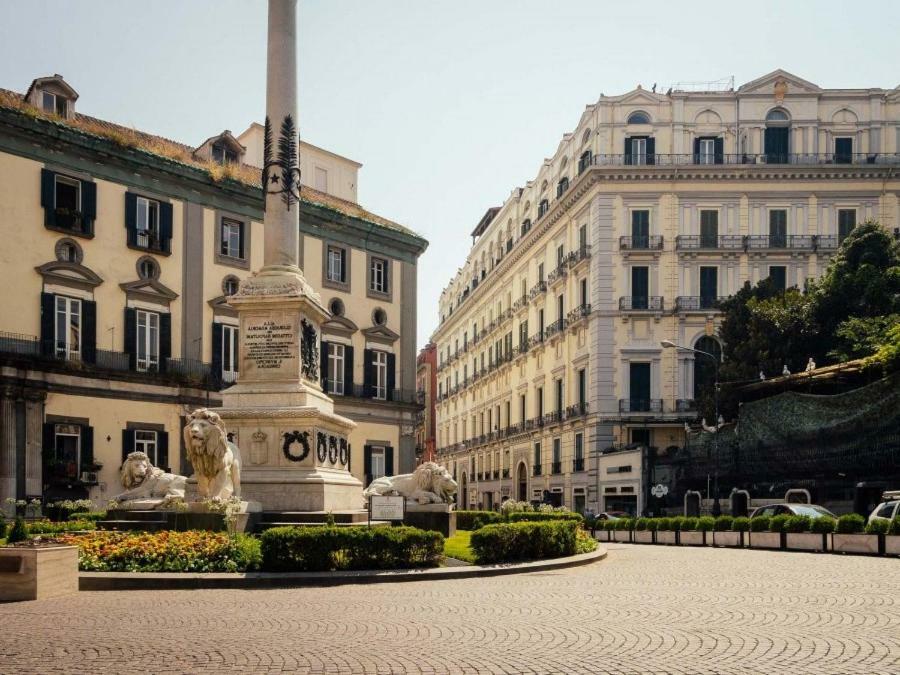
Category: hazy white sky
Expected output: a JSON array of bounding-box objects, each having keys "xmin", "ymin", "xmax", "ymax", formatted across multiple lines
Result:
[{"xmin": 2, "ymin": 0, "xmax": 899, "ymax": 349}]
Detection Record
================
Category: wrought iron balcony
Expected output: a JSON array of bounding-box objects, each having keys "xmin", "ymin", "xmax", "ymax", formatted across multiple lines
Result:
[
  {"xmin": 567, "ymin": 304, "xmax": 591, "ymax": 325},
  {"xmin": 619, "ymin": 296, "xmax": 664, "ymax": 311},
  {"xmin": 547, "ymin": 264, "xmax": 568, "ymax": 285},
  {"xmin": 816, "ymin": 235, "xmax": 839, "ymax": 250},
  {"xmin": 618, "ymin": 399, "xmax": 664, "ymax": 413},
  {"xmin": 512, "ymin": 295, "xmax": 528, "ymax": 312},
  {"xmin": 543, "ymin": 319, "xmax": 566, "ymax": 339},
  {"xmin": 746, "ymin": 235, "xmax": 815, "ymax": 250},
  {"xmin": 573, "ymin": 458, "xmax": 585, "ymax": 472},
  {"xmin": 676, "ymin": 399, "xmax": 697, "ymax": 412},
  {"xmin": 620, "ymin": 235, "xmax": 664, "ymax": 251},
  {"xmin": 533, "ymin": 464, "xmax": 542, "ymax": 476},
  {"xmin": 565, "ymin": 402, "xmax": 589, "ymax": 419},
  {"xmin": 587, "ymin": 152, "xmax": 900, "ymax": 167},
  {"xmin": 527, "ymin": 332, "xmax": 545, "ymax": 349},
  {"xmin": 528, "ymin": 281, "xmax": 547, "ymax": 301},
  {"xmin": 675, "ymin": 296, "xmax": 728, "ymax": 312},
  {"xmin": 551, "ymin": 462, "xmax": 562, "ymax": 475},
  {"xmin": 544, "ymin": 410, "xmax": 563, "ymax": 426},
  {"xmin": 675, "ymin": 235, "xmax": 744, "ymax": 250},
  {"xmin": 567, "ymin": 244, "xmax": 591, "ymax": 267}
]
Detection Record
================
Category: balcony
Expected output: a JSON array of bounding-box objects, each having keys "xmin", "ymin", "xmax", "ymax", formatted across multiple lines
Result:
[
  {"xmin": 547, "ymin": 264, "xmax": 568, "ymax": 286},
  {"xmin": 573, "ymin": 458, "xmax": 585, "ymax": 472},
  {"xmin": 512, "ymin": 294, "xmax": 528, "ymax": 313},
  {"xmin": 676, "ymin": 399, "xmax": 697, "ymax": 413},
  {"xmin": 619, "ymin": 296, "xmax": 664, "ymax": 312},
  {"xmin": 528, "ymin": 281, "xmax": 547, "ymax": 301},
  {"xmin": 565, "ymin": 402, "xmax": 589, "ymax": 419},
  {"xmin": 544, "ymin": 410, "xmax": 563, "ymax": 426},
  {"xmin": 567, "ymin": 304, "xmax": 591, "ymax": 326},
  {"xmin": 618, "ymin": 399, "xmax": 664, "ymax": 413},
  {"xmin": 527, "ymin": 332, "xmax": 545, "ymax": 350},
  {"xmin": 586, "ymin": 152, "xmax": 900, "ymax": 167},
  {"xmin": 747, "ymin": 235, "xmax": 815, "ymax": 251},
  {"xmin": 675, "ymin": 235, "xmax": 744, "ymax": 251},
  {"xmin": 416, "ymin": 389, "xmax": 426, "ymax": 405},
  {"xmin": 675, "ymin": 296, "xmax": 727, "ymax": 312},
  {"xmin": 567, "ymin": 244, "xmax": 591, "ymax": 268},
  {"xmin": 493, "ymin": 470, "xmax": 500, "ymax": 479},
  {"xmin": 502, "ymin": 469, "xmax": 510, "ymax": 478},
  {"xmin": 533, "ymin": 464, "xmax": 542, "ymax": 476},
  {"xmin": 127, "ymin": 228, "xmax": 171, "ymax": 254},
  {"xmin": 543, "ymin": 319, "xmax": 566, "ymax": 340},
  {"xmin": 551, "ymin": 462, "xmax": 562, "ymax": 475},
  {"xmin": 619, "ymin": 235, "xmax": 664, "ymax": 251}
]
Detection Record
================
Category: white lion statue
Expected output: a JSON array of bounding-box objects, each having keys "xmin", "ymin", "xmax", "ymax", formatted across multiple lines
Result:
[
  {"xmin": 183, "ymin": 408, "xmax": 242, "ymax": 500},
  {"xmin": 363, "ymin": 462, "xmax": 458, "ymax": 505},
  {"xmin": 112, "ymin": 451, "xmax": 187, "ymax": 507}
]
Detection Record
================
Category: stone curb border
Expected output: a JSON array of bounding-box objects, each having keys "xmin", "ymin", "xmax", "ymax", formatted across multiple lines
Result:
[{"xmin": 79, "ymin": 548, "xmax": 607, "ymax": 591}]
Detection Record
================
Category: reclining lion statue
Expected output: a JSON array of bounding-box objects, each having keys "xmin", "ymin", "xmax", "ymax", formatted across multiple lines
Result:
[
  {"xmin": 183, "ymin": 408, "xmax": 242, "ymax": 500},
  {"xmin": 111, "ymin": 451, "xmax": 186, "ymax": 507},
  {"xmin": 363, "ymin": 462, "xmax": 458, "ymax": 505}
]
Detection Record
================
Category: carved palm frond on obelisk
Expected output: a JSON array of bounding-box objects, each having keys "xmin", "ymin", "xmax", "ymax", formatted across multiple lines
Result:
[{"xmin": 278, "ymin": 114, "xmax": 299, "ymax": 207}]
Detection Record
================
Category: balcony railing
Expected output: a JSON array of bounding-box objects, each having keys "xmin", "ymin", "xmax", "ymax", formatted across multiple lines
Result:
[
  {"xmin": 527, "ymin": 332, "xmax": 545, "ymax": 349},
  {"xmin": 565, "ymin": 402, "xmax": 589, "ymax": 419},
  {"xmin": 528, "ymin": 281, "xmax": 547, "ymax": 301},
  {"xmin": 573, "ymin": 458, "xmax": 585, "ymax": 472},
  {"xmin": 619, "ymin": 235, "xmax": 664, "ymax": 250},
  {"xmin": 127, "ymin": 228, "xmax": 171, "ymax": 254},
  {"xmin": 568, "ymin": 244, "xmax": 592, "ymax": 267},
  {"xmin": 551, "ymin": 462, "xmax": 562, "ymax": 475},
  {"xmin": 493, "ymin": 470, "xmax": 500, "ymax": 479},
  {"xmin": 533, "ymin": 464, "xmax": 542, "ymax": 476},
  {"xmin": 747, "ymin": 235, "xmax": 815, "ymax": 250},
  {"xmin": 676, "ymin": 399, "xmax": 696, "ymax": 412},
  {"xmin": 512, "ymin": 295, "xmax": 528, "ymax": 312},
  {"xmin": 544, "ymin": 410, "xmax": 563, "ymax": 426},
  {"xmin": 588, "ymin": 152, "xmax": 900, "ymax": 167},
  {"xmin": 618, "ymin": 399, "xmax": 664, "ymax": 413},
  {"xmin": 675, "ymin": 235, "xmax": 744, "ymax": 250},
  {"xmin": 567, "ymin": 304, "xmax": 591, "ymax": 325},
  {"xmin": 547, "ymin": 264, "xmax": 568, "ymax": 285},
  {"xmin": 502, "ymin": 469, "xmax": 510, "ymax": 478},
  {"xmin": 543, "ymin": 319, "xmax": 566, "ymax": 339},
  {"xmin": 675, "ymin": 296, "xmax": 728, "ymax": 312},
  {"xmin": 619, "ymin": 296, "xmax": 664, "ymax": 311}
]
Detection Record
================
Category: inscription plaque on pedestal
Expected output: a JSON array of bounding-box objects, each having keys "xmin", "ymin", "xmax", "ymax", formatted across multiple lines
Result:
[{"xmin": 241, "ymin": 314, "xmax": 298, "ymax": 380}]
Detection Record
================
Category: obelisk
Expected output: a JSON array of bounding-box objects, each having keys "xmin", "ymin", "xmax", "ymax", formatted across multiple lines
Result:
[{"xmin": 214, "ymin": 0, "xmax": 363, "ymax": 512}]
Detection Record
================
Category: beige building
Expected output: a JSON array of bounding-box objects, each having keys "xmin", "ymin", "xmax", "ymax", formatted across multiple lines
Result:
[
  {"xmin": 432, "ymin": 70, "xmax": 900, "ymax": 515},
  {"xmin": 0, "ymin": 74, "xmax": 427, "ymax": 510}
]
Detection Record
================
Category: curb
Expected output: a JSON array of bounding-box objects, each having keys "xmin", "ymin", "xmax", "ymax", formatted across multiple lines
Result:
[{"xmin": 79, "ymin": 547, "xmax": 607, "ymax": 590}]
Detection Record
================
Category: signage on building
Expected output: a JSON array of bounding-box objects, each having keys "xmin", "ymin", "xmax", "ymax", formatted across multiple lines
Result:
[
  {"xmin": 369, "ymin": 495, "xmax": 405, "ymax": 521},
  {"xmin": 651, "ymin": 484, "xmax": 669, "ymax": 499}
]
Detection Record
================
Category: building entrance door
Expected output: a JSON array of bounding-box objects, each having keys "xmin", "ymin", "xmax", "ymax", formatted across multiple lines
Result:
[{"xmin": 517, "ymin": 463, "xmax": 528, "ymax": 501}]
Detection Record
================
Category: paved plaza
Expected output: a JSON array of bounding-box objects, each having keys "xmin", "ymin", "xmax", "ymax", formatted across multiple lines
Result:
[{"xmin": 1, "ymin": 545, "xmax": 898, "ymax": 674}]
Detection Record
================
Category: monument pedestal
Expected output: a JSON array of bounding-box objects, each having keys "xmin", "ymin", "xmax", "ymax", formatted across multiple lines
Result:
[{"xmin": 403, "ymin": 503, "xmax": 457, "ymax": 537}]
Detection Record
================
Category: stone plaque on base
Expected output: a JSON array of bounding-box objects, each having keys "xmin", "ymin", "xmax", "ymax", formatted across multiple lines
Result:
[{"xmin": 403, "ymin": 503, "xmax": 456, "ymax": 538}]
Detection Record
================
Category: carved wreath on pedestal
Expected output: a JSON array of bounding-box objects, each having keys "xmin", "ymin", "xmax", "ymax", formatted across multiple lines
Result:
[
  {"xmin": 316, "ymin": 432, "xmax": 328, "ymax": 462},
  {"xmin": 282, "ymin": 430, "xmax": 311, "ymax": 462},
  {"xmin": 339, "ymin": 438, "xmax": 349, "ymax": 466},
  {"xmin": 300, "ymin": 319, "xmax": 319, "ymax": 381}
]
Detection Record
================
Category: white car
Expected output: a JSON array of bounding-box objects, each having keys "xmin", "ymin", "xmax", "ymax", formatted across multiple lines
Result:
[{"xmin": 868, "ymin": 491, "xmax": 900, "ymax": 524}]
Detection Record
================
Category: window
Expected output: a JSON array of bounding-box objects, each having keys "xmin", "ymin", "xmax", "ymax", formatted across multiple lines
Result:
[
  {"xmin": 579, "ymin": 278, "xmax": 588, "ymax": 307},
  {"xmin": 370, "ymin": 446, "xmax": 386, "ymax": 480},
  {"xmin": 135, "ymin": 196, "xmax": 160, "ymax": 249},
  {"xmin": 373, "ymin": 350, "xmax": 388, "ymax": 399},
  {"xmin": 520, "ymin": 394, "xmax": 526, "ymax": 422},
  {"xmin": 537, "ymin": 386, "xmax": 544, "ymax": 418},
  {"xmin": 42, "ymin": 91, "xmax": 67, "ymax": 116},
  {"xmin": 552, "ymin": 438, "xmax": 561, "ymax": 472},
  {"xmin": 834, "ymin": 137, "xmax": 853, "ymax": 164},
  {"xmin": 537, "ymin": 262, "xmax": 544, "ymax": 282},
  {"xmin": 61, "ymin": 242, "xmax": 78, "ymax": 262},
  {"xmin": 136, "ymin": 309, "xmax": 160, "ymax": 372},
  {"xmin": 223, "ymin": 276, "xmax": 239, "ymax": 296},
  {"xmin": 326, "ymin": 246, "xmax": 346, "ymax": 283},
  {"xmin": 54, "ymin": 296, "xmax": 81, "ymax": 360},
  {"xmin": 369, "ymin": 257, "xmax": 388, "ymax": 294},
  {"xmin": 607, "ymin": 465, "xmax": 632, "ymax": 474},
  {"xmin": 327, "ymin": 343, "xmax": 345, "ymax": 395},
  {"xmin": 222, "ymin": 325, "xmax": 239, "ymax": 383},
  {"xmin": 212, "ymin": 142, "xmax": 238, "ymax": 165},
  {"xmin": 578, "ymin": 150, "xmax": 592, "ymax": 174},
  {"xmin": 55, "ymin": 175, "xmax": 81, "ymax": 214},
  {"xmin": 538, "ymin": 199, "xmax": 549, "ymax": 218},
  {"xmin": 134, "ymin": 430, "xmax": 158, "ymax": 466},
  {"xmin": 577, "ymin": 369, "xmax": 586, "ymax": 408},
  {"xmin": 630, "ymin": 137, "xmax": 647, "ymax": 165},
  {"xmin": 579, "ymin": 224, "xmax": 587, "ymax": 249},
  {"xmin": 51, "ymin": 423, "xmax": 80, "ymax": 481},
  {"xmin": 555, "ymin": 379, "xmax": 563, "ymax": 412},
  {"xmin": 631, "ymin": 210, "xmax": 650, "ymax": 248},
  {"xmin": 838, "ymin": 209, "xmax": 856, "ymax": 243},
  {"xmin": 220, "ymin": 218, "xmax": 244, "ymax": 259},
  {"xmin": 556, "ymin": 295, "xmax": 564, "ymax": 324},
  {"xmin": 769, "ymin": 210, "xmax": 787, "ymax": 248},
  {"xmin": 700, "ymin": 210, "xmax": 718, "ymax": 248},
  {"xmin": 698, "ymin": 138, "xmax": 716, "ymax": 164},
  {"xmin": 556, "ymin": 177, "xmax": 569, "ymax": 197},
  {"xmin": 575, "ymin": 433, "xmax": 584, "ymax": 461},
  {"xmin": 538, "ymin": 309, "xmax": 544, "ymax": 335},
  {"xmin": 557, "ymin": 245, "xmax": 564, "ymax": 266},
  {"xmin": 314, "ymin": 167, "xmax": 328, "ymax": 192},
  {"xmin": 769, "ymin": 265, "xmax": 787, "ymax": 292},
  {"xmin": 699, "ymin": 266, "xmax": 718, "ymax": 306},
  {"xmin": 627, "ymin": 111, "xmax": 651, "ymax": 125},
  {"xmin": 533, "ymin": 442, "xmax": 541, "ymax": 467},
  {"xmin": 137, "ymin": 257, "xmax": 158, "ymax": 280}
]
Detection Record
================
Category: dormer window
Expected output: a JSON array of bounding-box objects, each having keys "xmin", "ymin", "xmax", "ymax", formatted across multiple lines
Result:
[
  {"xmin": 42, "ymin": 91, "xmax": 68, "ymax": 117},
  {"xmin": 212, "ymin": 142, "xmax": 239, "ymax": 165},
  {"xmin": 26, "ymin": 75, "xmax": 78, "ymax": 120}
]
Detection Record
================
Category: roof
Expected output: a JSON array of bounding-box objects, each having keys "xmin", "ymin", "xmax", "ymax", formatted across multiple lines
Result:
[
  {"xmin": 0, "ymin": 85, "xmax": 420, "ymax": 240},
  {"xmin": 470, "ymin": 207, "xmax": 500, "ymax": 239}
]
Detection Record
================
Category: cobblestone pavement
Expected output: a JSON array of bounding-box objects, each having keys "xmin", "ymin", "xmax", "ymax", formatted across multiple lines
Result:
[{"xmin": 1, "ymin": 545, "xmax": 899, "ymax": 674}]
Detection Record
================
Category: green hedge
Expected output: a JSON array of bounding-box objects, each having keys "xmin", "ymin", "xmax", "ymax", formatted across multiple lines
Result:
[
  {"xmin": 889, "ymin": 517, "xmax": 900, "ymax": 536},
  {"xmin": 456, "ymin": 511, "xmax": 503, "ymax": 531},
  {"xmin": 749, "ymin": 515, "xmax": 771, "ymax": 532},
  {"xmin": 696, "ymin": 516, "xmax": 715, "ymax": 532},
  {"xmin": 470, "ymin": 521, "xmax": 578, "ymax": 564},
  {"xmin": 0, "ymin": 517, "xmax": 6, "ymax": 540},
  {"xmin": 732, "ymin": 517, "xmax": 750, "ymax": 532},
  {"xmin": 784, "ymin": 515, "xmax": 812, "ymax": 533},
  {"xmin": 713, "ymin": 515, "xmax": 734, "ymax": 531},
  {"xmin": 811, "ymin": 516, "xmax": 836, "ymax": 534},
  {"xmin": 68, "ymin": 511, "xmax": 107, "ymax": 523},
  {"xmin": 260, "ymin": 526, "xmax": 444, "ymax": 572},
  {"xmin": 866, "ymin": 519, "xmax": 890, "ymax": 535},
  {"xmin": 507, "ymin": 511, "xmax": 583, "ymax": 523},
  {"xmin": 768, "ymin": 514, "xmax": 791, "ymax": 533},
  {"xmin": 27, "ymin": 519, "xmax": 96, "ymax": 535},
  {"xmin": 835, "ymin": 513, "xmax": 866, "ymax": 534}
]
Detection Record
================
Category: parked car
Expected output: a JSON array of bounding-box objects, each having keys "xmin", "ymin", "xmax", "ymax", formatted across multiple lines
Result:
[
  {"xmin": 867, "ymin": 491, "xmax": 900, "ymax": 524},
  {"xmin": 750, "ymin": 503, "xmax": 836, "ymax": 519},
  {"xmin": 596, "ymin": 511, "xmax": 630, "ymax": 520}
]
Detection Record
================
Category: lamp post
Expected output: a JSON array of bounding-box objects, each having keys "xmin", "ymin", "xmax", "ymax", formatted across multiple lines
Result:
[{"xmin": 661, "ymin": 339, "xmax": 721, "ymax": 517}]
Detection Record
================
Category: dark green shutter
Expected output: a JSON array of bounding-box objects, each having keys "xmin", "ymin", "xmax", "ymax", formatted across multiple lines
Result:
[
  {"xmin": 159, "ymin": 313, "xmax": 172, "ymax": 372},
  {"xmin": 320, "ymin": 340, "xmax": 329, "ymax": 389},
  {"xmin": 238, "ymin": 222, "xmax": 245, "ymax": 258},
  {"xmin": 363, "ymin": 348, "xmax": 373, "ymax": 397},
  {"xmin": 340, "ymin": 249, "xmax": 347, "ymax": 282},
  {"xmin": 714, "ymin": 137, "xmax": 724, "ymax": 164},
  {"xmin": 124, "ymin": 307, "xmax": 137, "ymax": 369},
  {"xmin": 387, "ymin": 353, "xmax": 396, "ymax": 401},
  {"xmin": 40, "ymin": 292, "xmax": 55, "ymax": 355},
  {"xmin": 82, "ymin": 299, "xmax": 97, "ymax": 364},
  {"xmin": 693, "ymin": 138, "xmax": 700, "ymax": 163},
  {"xmin": 624, "ymin": 137, "xmax": 632, "ymax": 165},
  {"xmin": 81, "ymin": 181, "xmax": 97, "ymax": 235},
  {"xmin": 125, "ymin": 193, "xmax": 138, "ymax": 231},
  {"xmin": 344, "ymin": 346, "xmax": 354, "ymax": 395},
  {"xmin": 121, "ymin": 429, "xmax": 134, "ymax": 465},
  {"xmin": 211, "ymin": 322, "xmax": 223, "ymax": 381},
  {"xmin": 80, "ymin": 425, "xmax": 94, "ymax": 472},
  {"xmin": 385, "ymin": 446, "xmax": 394, "ymax": 477},
  {"xmin": 41, "ymin": 169, "xmax": 56, "ymax": 227},
  {"xmin": 646, "ymin": 138, "xmax": 656, "ymax": 165},
  {"xmin": 158, "ymin": 431, "xmax": 169, "ymax": 472},
  {"xmin": 159, "ymin": 201, "xmax": 173, "ymax": 252},
  {"xmin": 364, "ymin": 444, "xmax": 372, "ymax": 485}
]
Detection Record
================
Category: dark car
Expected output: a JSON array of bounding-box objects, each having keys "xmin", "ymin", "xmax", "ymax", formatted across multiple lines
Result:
[{"xmin": 749, "ymin": 503, "xmax": 835, "ymax": 519}]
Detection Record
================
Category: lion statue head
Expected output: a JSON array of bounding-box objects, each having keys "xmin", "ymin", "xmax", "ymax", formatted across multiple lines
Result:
[
  {"xmin": 416, "ymin": 462, "xmax": 458, "ymax": 503},
  {"xmin": 183, "ymin": 408, "xmax": 229, "ymax": 480},
  {"xmin": 121, "ymin": 451, "xmax": 161, "ymax": 490}
]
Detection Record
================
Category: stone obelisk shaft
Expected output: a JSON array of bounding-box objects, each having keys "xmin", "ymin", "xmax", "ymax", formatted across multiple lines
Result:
[{"xmin": 263, "ymin": 0, "xmax": 300, "ymax": 273}]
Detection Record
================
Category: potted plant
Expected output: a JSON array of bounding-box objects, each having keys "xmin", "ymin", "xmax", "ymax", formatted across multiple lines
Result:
[
  {"xmin": 633, "ymin": 518, "xmax": 654, "ymax": 544},
  {"xmin": 712, "ymin": 515, "xmax": 739, "ymax": 547},
  {"xmin": 886, "ymin": 517, "xmax": 900, "ymax": 556},
  {"xmin": 613, "ymin": 517, "xmax": 633, "ymax": 543},
  {"xmin": 832, "ymin": 514, "xmax": 878, "ymax": 554},
  {"xmin": 784, "ymin": 515, "xmax": 831, "ymax": 552},
  {"xmin": 679, "ymin": 517, "xmax": 704, "ymax": 546},
  {"xmin": 748, "ymin": 515, "xmax": 782, "ymax": 549},
  {"xmin": 0, "ymin": 519, "xmax": 79, "ymax": 602},
  {"xmin": 656, "ymin": 517, "xmax": 677, "ymax": 545}
]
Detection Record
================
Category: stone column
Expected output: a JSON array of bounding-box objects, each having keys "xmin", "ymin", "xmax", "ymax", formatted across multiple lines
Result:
[
  {"xmin": 24, "ymin": 390, "xmax": 46, "ymax": 497},
  {"xmin": 262, "ymin": 0, "xmax": 301, "ymax": 273},
  {"xmin": 0, "ymin": 386, "xmax": 17, "ymax": 513}
]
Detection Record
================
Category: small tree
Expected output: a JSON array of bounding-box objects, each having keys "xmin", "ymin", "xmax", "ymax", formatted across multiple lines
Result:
[{"xmin": 7, "ymin": 517, "xmax": 28, "ymax": 543}]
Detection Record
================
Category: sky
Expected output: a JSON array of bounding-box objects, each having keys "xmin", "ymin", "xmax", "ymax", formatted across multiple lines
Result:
[{"xmin": 2, "ymin": 0, "xmax": 899, "ymax": 349}]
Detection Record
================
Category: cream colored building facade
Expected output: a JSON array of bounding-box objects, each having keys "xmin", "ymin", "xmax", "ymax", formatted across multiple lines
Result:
[
  {"xmin": 0, "ymin": 74, "xmax": 426, "ymax": 510},
  {"xmin": 433, "ymin": 70, "xmax": 900, "ymax": 515}
]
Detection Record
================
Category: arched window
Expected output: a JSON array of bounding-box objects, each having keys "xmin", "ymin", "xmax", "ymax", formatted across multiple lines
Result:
[
  {"xmin": 764, "ymin": 109, "xmax": 791, "ymax": 163},
  {"xmin": 627, "ymin": 111, "xmax": 651, "ymax": 125},
  {"xmin": 222, "ymin": 275, "xmax": 240, "ymax": 296},
  {"xmin": 693, "ymin": 336, "xmax": 722, "ymax": 401},
  {"xmin": 765, "ymin": 109, "xmax": 790, "ymax": 125}
]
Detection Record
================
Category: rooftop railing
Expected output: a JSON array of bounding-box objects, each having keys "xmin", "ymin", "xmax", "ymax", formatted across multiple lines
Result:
[{"xmin": 590, "ymin": 152, "xmax": 900, "ymax": 167}]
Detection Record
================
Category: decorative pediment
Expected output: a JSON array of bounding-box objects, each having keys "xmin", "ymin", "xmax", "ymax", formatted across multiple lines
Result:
[
  {"xmin": 361, "ymin": 324, "xmax": 400, "ymax": 345},
  {"xmin": 615, "ymin": 87, "xmax": 668, "ymax": 106},
  {"xmin": 207, "ymin": 295, "xmax": 237, "ymax": 317},
  {"xmin": 35, "ymin": 261, "xmax": 103, "ymax": 291},
  {"xmin": 322, "ymin": 314, "xmax": 358, "ymax": 338},
  {"xmin": 738, "ymin": 70, "xmax": 822, "ymax": 95},
  {"xmin": 119, "ymin": 278, "xmax": 179, "ymax": 305}
]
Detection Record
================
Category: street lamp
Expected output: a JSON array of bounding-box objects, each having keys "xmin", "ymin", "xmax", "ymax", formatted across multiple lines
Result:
[{"xmin": 661, "ymin": 339, "xmax": 722, "ymax": 517}]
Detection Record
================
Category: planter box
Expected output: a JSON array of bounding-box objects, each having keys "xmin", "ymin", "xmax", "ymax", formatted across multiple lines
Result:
[
  {"xmin": 656, "ymin": 530, "xmax": 677, "ymax": 545},
  {"xmin": 679, "ymin": 531, "xmax": 706, "ymax": 546},
  {"xmin": 0, "ymin": 545, "xmax": 79, "ymax": 602},
  {"xmin": 785, "ymin": 532, "xmax": 830, "ymax": 552},
  {"xmin": 712, "ymin": 531, "xmax": 743, "ymax": 547},
  {"xmin": 832, "ymin": 533, "xmax": 879, "ymax": 555},
  {"xmin": 595, "ymin": 530, "xmax": 611, "ymax": 542},
  {"xmin": 885, "ymin": 535, "xmax": 900, "ymax": 556},
  {"xmin": 612, "ymin": 530, "xmax": 632, "ymax": 543},
  {"xmin": 633, "ymin": 530, "xmax": 654, "ymax": 544},
  {"xmin": 748, "ymin": 532, "xmax": 782, "ymax": 549}
]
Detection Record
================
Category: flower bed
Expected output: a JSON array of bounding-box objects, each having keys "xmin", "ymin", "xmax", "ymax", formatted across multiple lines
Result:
[{"xmin": 55, "ymin": 531, "xmax": 261, "ymax": 572}]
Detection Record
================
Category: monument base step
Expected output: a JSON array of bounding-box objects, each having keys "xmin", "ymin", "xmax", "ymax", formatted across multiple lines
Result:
[{"xmin": 259, "ymin": 510, "xmax": 370, "ymax": 525}]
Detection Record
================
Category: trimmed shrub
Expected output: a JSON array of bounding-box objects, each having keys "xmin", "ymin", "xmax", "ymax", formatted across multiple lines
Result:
[
  {"xmin": 811, "ymin": 516, "xmax": 836, "ymax": 534},
  {"xmin": 260, "ymin": 526, "xmax": 443, "ymax": 572},
  {"xmin": 768, "ymin": 514, "xmax": 791, "ymax": 533},
  {"xmin": 784, "ymin": 515, "xmax": 812, "ymax": 533},
  {"xmin": 507, "ymin": 512, "xmax": 582, "ymax": 523},
  {"xmin": 68, "ymin": 511, "xmax": 107, "ymax": 523},
  {"xmin": 27, "ymin": 519, "xmax": 96, "ymax": 535},
  {"xmin": 681, "ymin": 517, "xmax": 699, "ymax": 531},
  {"xmin": 657, "ymin": 517, "xmax": 672, "ymax": 532},
  {"xmin": 749, "ymin": 515, "xmax": 770, "ymax": 532},
  {"xmin": 731, "ymin": 517, "xmax": 750, "ymax": 532},
  {"xmin": 889, "ymin": 517, "xmax": 900, "ymax": 536},
  {"xmin": 696, "ymin": 517, "xmax": 715, "ymax": 532},
  {"xmin": 634, "ymin": 518, "xmax": 649, "ymax": 531},
  {"xmin": 615, "ymin": 518, "xmax": 635, "ymax": 531},
  {"xmin": 645, "ymin": 518, "xmax": 659, "ymax": 532},
  {"xmin": 470, "ymin": 521, "xmax": 578, "ymax": 564},
  {"xmin": 713, "ymin": 515, "xmax": 734, "ymax": 532},
  {"xmin": 865, "ymin": 519, "xmax": 890, "ymax": 535},
  {"xmin": 603, "ymin": 519, "xmax": 618, "ymax": 531},
  {"xmin": 669, "ymin": 516, "xmax": 686, "ymax": 532},
  {"xmin": 456, "ymin": 511, "xmax": 503, "ymax": 531},
  {"xmin": 7, "ymin": 517, "xmax": 29, "ymax": 543},
  {"xmin": 835, "ymin": 513, "xmax": 865, "ymax": 534}
]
